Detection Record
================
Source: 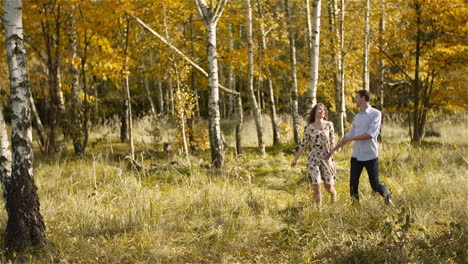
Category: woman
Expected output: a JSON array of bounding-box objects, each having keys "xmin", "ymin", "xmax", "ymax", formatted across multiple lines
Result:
[{"xmin": 291, "ymin": 103, "xmax": 337, "ymax": 207}]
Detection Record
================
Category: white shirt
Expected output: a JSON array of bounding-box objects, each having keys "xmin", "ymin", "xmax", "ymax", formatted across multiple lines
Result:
[{"xmin": 346, "ymin": 105, "xmax": 381, "ymax": 161}]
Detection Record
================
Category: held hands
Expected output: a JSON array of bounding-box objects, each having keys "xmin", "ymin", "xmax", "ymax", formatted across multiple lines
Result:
[
  {"xmin": 341, "ymin": 136, "xmax": 354, "ymax": 144},
  {"xmin": 325, "ymin": 149, "xmax": 335, "ymax": 160},
  {"xmin": 325, "ymin": 136, "xmax": 353, "ymax": 159}
]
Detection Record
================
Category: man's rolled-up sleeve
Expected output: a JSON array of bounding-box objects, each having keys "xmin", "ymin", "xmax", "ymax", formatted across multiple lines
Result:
[
  {"xmin": 367, "ymin": 111, "xmax": 382, "ymax": 138},
  {"xmin": 346, "ymin": 123, "xmax": 355, "ymax": 137}
]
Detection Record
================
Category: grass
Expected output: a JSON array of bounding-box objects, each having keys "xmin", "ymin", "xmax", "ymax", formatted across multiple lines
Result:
[{"xmin": 0, "ymin": 115, "xmax": 467, "ymax": 263}]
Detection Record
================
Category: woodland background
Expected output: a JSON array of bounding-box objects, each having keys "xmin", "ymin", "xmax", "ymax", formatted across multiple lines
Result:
[{"xmin": 0, "ymin": 0, "xmax": 466, "ymax": 263}]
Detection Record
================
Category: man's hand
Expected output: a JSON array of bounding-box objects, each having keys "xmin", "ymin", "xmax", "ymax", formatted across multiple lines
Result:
[
  {"xmin": 326, "ymin": 136, "xmax": 354, "ymax": 159},
  {"xmin": 341, "ymin": 136, "xmax": 354, "ymax": 144},
  {"xmin": 290, "ymin": 159, "xmax": 297, "ymax": 168}
]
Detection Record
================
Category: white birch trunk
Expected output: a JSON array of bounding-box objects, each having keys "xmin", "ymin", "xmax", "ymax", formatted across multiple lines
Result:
[
  {"xmin": 69, "ymin": 5, "xmax": 84, "ymax": 155},
  {"xmin": 122, "ymin": 16, "xmax": 134, "ymax": 160},
  {"xmin": 247, "ymin": 0, "xmax": 265, "ymax": 154},
  {"xmin": 378, "ymin": 0, "xmax": 386, "ymax": 109},
  {"xmin": 306, "ymin": 0, "xmax": 322, "ymax": 112},
  {"xmin": 4, "ymin": 0, "xmax": 46, "ymax": 251},
  {"xmin": 142, "ymin": 59, "xmax": 157, "ymax": 118},
  {"xmin": 29, "ymin": 94, "xmax": 47, "ymax": 151},
  {"xmin": 227, "ymin": 23, "xmax": 235, "ymax": 117},
  {"xmin": 236, "ymin": 73, "xmax": 244, "ymax": 155},
  {"xmin": 363, "ymin": 0, "xmax": 370, "ymax": 91},
  {"xmin": 195, "ymin": 0, "xmax": 228, "ymax": 168},
  {"xmin": 0, "ymin": 103, "xmax": 12, "ymax": 198},
  {"xmin": 329, "ymin": 0, "xmax": 345, "ymax": 136},
  {"xmin": 124, "ymin": 75, "xmax": 135, "ymax": 161},
  {"xmin": 258, "ymin": 0, "xmax": 280, "ymax": 145},
  {"xmin": 285, "ymin": 0, "xmax": 300, "ymax": 145},
  {"xmin": 340, "ymin": 0, "xmax": 346, "ymax": 127},
  {"xmin": 156, "ymin": 77, "xmax": 164, "ymax": 115}
]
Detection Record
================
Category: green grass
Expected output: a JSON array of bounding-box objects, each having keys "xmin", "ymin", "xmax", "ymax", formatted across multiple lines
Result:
[{"xmin": 0, "ymin": 117, "xmax": 467, "ymax": 263}]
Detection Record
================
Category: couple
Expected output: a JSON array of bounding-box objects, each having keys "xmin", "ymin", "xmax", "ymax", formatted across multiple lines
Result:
[{"xmin": 291, "ymin": 90, "xmax": 393, "ymax": 207}]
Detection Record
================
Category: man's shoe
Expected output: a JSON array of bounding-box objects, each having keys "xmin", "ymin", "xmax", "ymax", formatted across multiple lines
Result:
[{"xmin": 385, "ymin": 194, "xmax": 395, "ymax": 206}]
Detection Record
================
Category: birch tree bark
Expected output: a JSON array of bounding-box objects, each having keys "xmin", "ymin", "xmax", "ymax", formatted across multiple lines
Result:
[
  {"xmin": 285, "ymin": 0, "xmax": 300, "ymax": 145},
  {"xmin": 246, "ymin": 0, "xmax": 265, "ymax": 154},
  {"xmin": 4, "ymin": 0, "xmax": 46, "ymax": 251},
  {"xmin": 40, "ymin": 2, "xmax": 63, "ymax": 153},
  {"xmin": 257, "ymin": 0, "xmax": 280, "ymax": 146},
  {"xmin": 68, "ymin": 5, "xmax": 84, "ymax": 155},
  {"xmin": 363, "ymin": 0, "xmax": 371, "ymax": 91},
  {"xmin": 149, "ymin": 51, "xmax": 164, "ymax": 116},
  {"xmin": 236, "ymin": 73, "xmax": 244, "ymax": 155},
  {"xmin": 227, "ymin": 23, "xmax": 235, "ymax": 118},
  {"xmin": 328, "ymin": 0, "xmax": 345, "ymax": 136},
  {"xmin": 0, "ymin": 104, "xmax": 11, "ymax": 198},
  {"xmin": 339, "ymin": 0, "xmax": 346, "ymax": 130},
  {"xmin": 29, "ymin": 94, "xmax": 47, "ymax": 151},
  {"xmin": 306, "ymin": 0, "xmax": 322, "ymax": 112},
  {"xmin": 156, "ymin": 76, "xmax": 164, "ymax": 115},
  {"xmin": 378, "ymin": 0, "xmax": 386, "ymax": 109},
  {"xmin": 123, "ymin": 16, "xmax": 135, "ymax": 161},
  {"xmin": 412, "ymin": 1, "xmax": 422, "ymax": 143},
  {"xmin": 195, "ymin": 0, "xmax": 229, "ymax": 168},
  {"xmin": 142, "ymin": 58, "xmax": 157, "ymax": 118}
]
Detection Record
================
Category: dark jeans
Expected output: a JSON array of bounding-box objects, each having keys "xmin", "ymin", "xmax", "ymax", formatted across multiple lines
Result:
[{"xmin": 350, "ymin": 157, "xmax": 390, "ymax": 201}]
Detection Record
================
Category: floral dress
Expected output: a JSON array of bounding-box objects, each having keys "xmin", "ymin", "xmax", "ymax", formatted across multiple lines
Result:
[{"xmin": 300, "ymin": 121, "xmax": 337, "ymax": 185}]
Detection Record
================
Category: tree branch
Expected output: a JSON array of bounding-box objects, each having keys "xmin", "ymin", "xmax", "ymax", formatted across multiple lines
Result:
[
  {"xmin": 371, "ymin": 36, "xmax": 414, "ymax": 81},
  {"xmin": 195, "ymin": 0, "xmax": 211, "ymax": 24},
  {"xmin": 130, "ymin": 14, "xmax": 239, "ymax": 96},
  {"xmin": 213, "ymin": 0, "xmax": 229, "ymax": 25}
]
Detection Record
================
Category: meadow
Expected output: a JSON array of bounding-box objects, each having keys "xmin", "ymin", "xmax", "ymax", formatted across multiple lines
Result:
[{"xmin": 0, "ymin": 114, "xmax": 466, "ymax": 263}]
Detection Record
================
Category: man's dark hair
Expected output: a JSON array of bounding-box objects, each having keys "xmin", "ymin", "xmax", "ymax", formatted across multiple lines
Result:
[{"xmin": 356, "ymin": 90, "xmax": 371, "ymax": 102}]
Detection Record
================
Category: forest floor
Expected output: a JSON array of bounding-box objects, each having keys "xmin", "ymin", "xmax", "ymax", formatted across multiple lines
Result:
[{"xmin": 0, "ymin": 115, "xmax": 467, "ymax": 263}]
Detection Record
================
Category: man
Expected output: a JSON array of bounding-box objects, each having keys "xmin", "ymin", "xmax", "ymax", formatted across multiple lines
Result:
[{"xmin": 327, "ymin": 90, "xmax": 393, "ymax": 205}]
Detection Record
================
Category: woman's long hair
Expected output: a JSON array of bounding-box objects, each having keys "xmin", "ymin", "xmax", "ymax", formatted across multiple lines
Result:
[{"xmin": 307, "ymin": 103, "xmax": 328, "ymax": 124}]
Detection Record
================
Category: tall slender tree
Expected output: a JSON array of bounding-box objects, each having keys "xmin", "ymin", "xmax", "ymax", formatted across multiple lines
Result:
[
  {"xmin": 328, "ymin": 0, "xmax": 345, "ymax": 136},
  {"xmin": 257, "ymin": 0, "xmax": 280, "ymax": 146},
  {"xmin": 68, "ymin": 4, "xmax": 85, "ymax": 155},
  {"xmin": 285, "ymin": 0, "xmax": 300, "ymax": 144},
  {"xmin": 3, "ymin": 0, "xmax": 46, "ymax": 251},
  {"xmin": 306, "ymin": 0, "xmax": 322, "ymax": 112},
  {"xmin": 194, "ymin": 0, "xmax": 229, "ymax": 168},
  {"xmin": 378, "ymin": 0, "xmax": 386, "ymax": 109},
  {"xmin": 363, "ymin": 0, "xmax": 371, "ymax": 91},
  {"xmin": 246, "ymin": 0, "xmax": 266, "ymax": 154}
]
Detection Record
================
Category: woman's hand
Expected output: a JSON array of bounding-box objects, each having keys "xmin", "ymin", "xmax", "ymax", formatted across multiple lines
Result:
[
  {"xmin": 326, "ymin": 149, "xmax": 335, "ymax": 160},
  {"xmin": 290, "ymin": 159, "xmax": 297, "ymax": 168}
]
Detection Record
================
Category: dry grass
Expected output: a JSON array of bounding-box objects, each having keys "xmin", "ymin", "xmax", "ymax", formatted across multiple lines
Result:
[{"xmin": 0, "ymin": 114, "xmax": 466, "ymax": 263}]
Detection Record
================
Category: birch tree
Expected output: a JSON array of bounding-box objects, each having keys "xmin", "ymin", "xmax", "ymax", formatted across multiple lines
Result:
[
  {"xmin": 122, "ymin": 16, "xmax": 135, "ymax": 161},
  {"xmin": 194, "ymin": 0, "xmax": 229, "ymax": 168},
  {"xmin": 257, "ymin": 0, "xmax": 280, "ymax": 146},
  {"xmin": 378, "ymin": 0, "xmax": 386, "ymax": 109},
  {"xmin": 68, "ymin": 4, "xmax": 85, "ymax": 155},
  {"xmin": 142, "ymin": 58, "xmax": 157, "ymax": 118},
  {"xmin": 4, "ymin": 0, "xmax": 46, "ymax": 251},
  {"xmin": 39, "ymin": 1, "xmax": 65, "ymax": 152},
  {"xmin": 328, "ymin": 0, "xmax": 345, "ymax": 136},
  {"xmin": 227, "ymin": 23, "xmax": 235, "ymax": 118},
  {"xmin": 0, "ymin": 104, "xmax": 11, "ymax": 197},
  {"xmin": 246, "ymin": 0, "xmax": 265, "ymax": 154},
  {"xmin": 306, "ymin": 0, "xmax": 322, "ymax": 112},
  {"xmin": 363, "ymin": 0, "xmax": 371, "ymax": 91},
  {"xmin": 285, "ymin": 0, "xmax": 300, "ymax": 145},
  {"xmin": 236, "ymin": 74, "xmax": 244, "ymax": 155}
]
